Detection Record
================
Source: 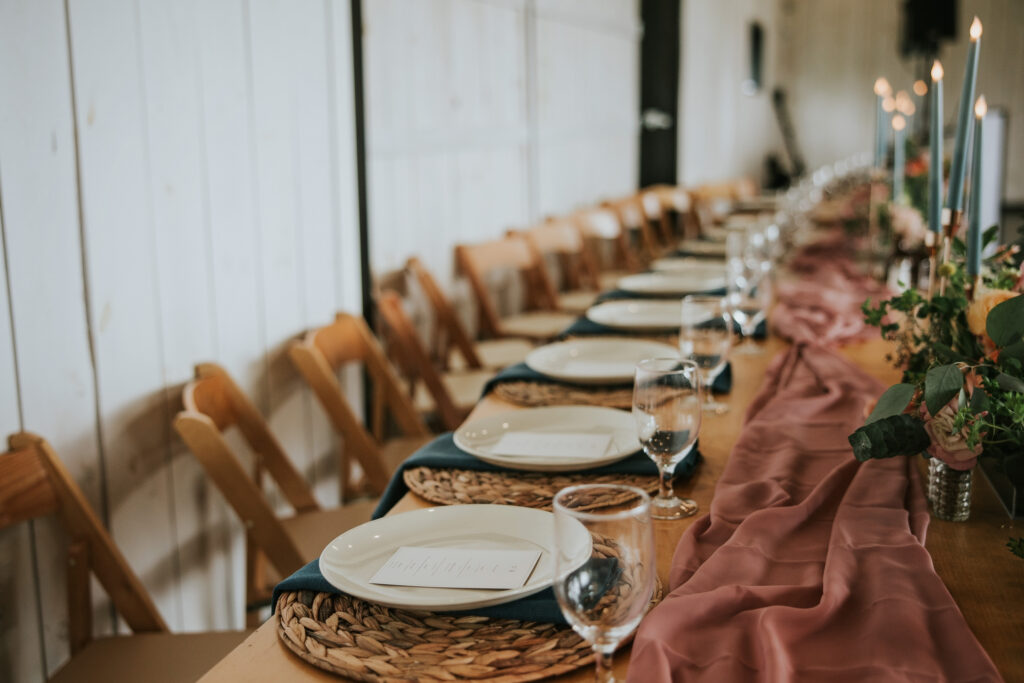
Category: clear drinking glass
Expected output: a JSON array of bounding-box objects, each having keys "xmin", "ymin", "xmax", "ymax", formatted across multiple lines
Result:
[
  {"xmin": 729, "ymin": 273, "xmax": 772, "ymax": 354},
  {"xmin": 632, "ymin": 358, "xmax": 701, "ymax": 519},
  {"xmin": 553, "ymin": 484, "xmax": 656, "ymax": 683},
  {"xmin": 679, "ymin": 295, "xmax": 733, "ymax": 415}
]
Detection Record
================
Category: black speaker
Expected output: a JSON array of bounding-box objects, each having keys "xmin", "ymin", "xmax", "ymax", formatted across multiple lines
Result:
[{"xmin": 902, "ymin": 0, "xmax": 958, "ymax": 56}]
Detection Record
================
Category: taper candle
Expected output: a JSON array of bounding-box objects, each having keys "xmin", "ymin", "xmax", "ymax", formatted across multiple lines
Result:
[
  {"xmin": 892, "ymin": 115, "xmax": 907, "ymax": 204},
  {"xmin": 967, "ymin": 96, "xmax": 987, "ymax": 277},
  {"xmin": 946, "ymin": 17, "xmax": 982, "ymax": 213},
  {"xmin": 929, "ymin": 61, "xmax": 944, "ymax": 234},
  {"xmin": 874, "ymin": 77, "xmax": 891, "ymax": 168}
]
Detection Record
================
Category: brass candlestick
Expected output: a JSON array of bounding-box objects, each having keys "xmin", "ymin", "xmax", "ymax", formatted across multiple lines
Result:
[{"xmin": 937, "ymin": 209, "xmax": 962, "ymax": 296}]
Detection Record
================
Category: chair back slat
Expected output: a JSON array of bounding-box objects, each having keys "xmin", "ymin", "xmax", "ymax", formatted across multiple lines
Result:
[
  {"xmin": 0, "ymin": 445, "xmax": 58, "ymax": 528},
  {"xmin": 405, "ymin": 257, "xmax": 483, "ymax": 370}
]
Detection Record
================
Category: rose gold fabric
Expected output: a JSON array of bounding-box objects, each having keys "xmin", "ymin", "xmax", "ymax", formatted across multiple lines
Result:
[
  {"xmin": 628, "ymin": 343, "xmax": 1002, "ymax": 683},
  {"xmin": 772, "ymin": 236, "xmax": 890, "ymax": 346}
]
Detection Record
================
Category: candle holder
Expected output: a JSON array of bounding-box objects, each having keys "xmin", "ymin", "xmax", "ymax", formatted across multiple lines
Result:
[{"xmin": 937, "ymin": 209, "xmax": 962, "ymax": 296}]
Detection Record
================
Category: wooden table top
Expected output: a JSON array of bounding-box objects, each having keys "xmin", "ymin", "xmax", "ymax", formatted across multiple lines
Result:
[{"xmin": 199, "ymin": 336, "xmax": 1022, "ymax": 682}]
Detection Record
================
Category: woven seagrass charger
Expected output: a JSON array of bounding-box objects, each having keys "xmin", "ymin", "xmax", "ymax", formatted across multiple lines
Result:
[{"xmin": 492, "ymin": 381, "xmax": 634, "ymax": 410}]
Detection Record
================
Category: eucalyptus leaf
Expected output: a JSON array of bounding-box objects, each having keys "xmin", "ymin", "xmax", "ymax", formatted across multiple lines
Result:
[
  {"xmin": 924, "ymin": 364, "xmax": 963, "ymax": 415},
  {"xmin": 996, "ymin": 373, "xmax": 1024, "ymax": 394},
  {"xmin": 982, "ymin": 224, "xmax": 1000, "ymax": 248},
  {"xmin": 932, "ymin": 342, "xmax": 969, "ymax": 363},
  {"xmin": 849, "ymin": 414, "xmax": 931, "ymax": 462},
  {"xmin": 969, "ymin": 388, "xmax": 990, "ymax": 413},
  {"xmin": 1001, "ymin": 340, "xmax": 1024, "ymax": 362},
  {"xmin": 986, "ymin": 295, "xmax": 1024, "ymax": 348},
  {"xmin": 866, "ymin": 384, "xmax": 916, "ymax": 424}
]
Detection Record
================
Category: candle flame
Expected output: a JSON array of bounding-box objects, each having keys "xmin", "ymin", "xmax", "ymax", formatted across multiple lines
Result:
[
  {"xmin": 931, "ymin": 60, "xmax": 943, "ymax": 81},
  {"xmin": 913, "ymin": 80, "xmax": 927, "ymax": 96},
  {"xmin": 975, "ymin": 95, "xmax": 987, "ymax": 118},
  {"xmin": 969, "ymin": 16, "xmax": 982, "ymax": 40},
  {"xmin": 873, "ymin": 77, "xmax": 891, "ymax": 96},
  {"xmin": 882, "ymin": 95, "xmax": 896, "ymax": 113},
  {"xmin": 892, "ymin": 114, "xmax": 906, "ymax": 132}
]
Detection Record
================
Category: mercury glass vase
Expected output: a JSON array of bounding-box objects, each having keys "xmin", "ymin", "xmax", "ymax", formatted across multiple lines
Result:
[{"xmin": 927, "ymin": 459, "xmax": 973, "ymax": 522}]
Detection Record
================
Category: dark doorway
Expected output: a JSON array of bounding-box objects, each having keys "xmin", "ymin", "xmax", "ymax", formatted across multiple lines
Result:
[{"xmin": 639, "ymin": 0, "xmax": 681, "ymax": 188}]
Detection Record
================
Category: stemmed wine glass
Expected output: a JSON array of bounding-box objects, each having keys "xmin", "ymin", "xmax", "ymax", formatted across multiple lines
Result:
[
  {"xmin": 632, "ymin": 358, "xmax": 702, "ymax": 519},
  {"xmin": 729, "ymin": 273, "xmax": 772, "ymax": 354},
  {"xmin": 679, "ymin": 295, "xmax": 733, "ymax": 415},
  {"xmin": 553, "ymin": 484, "xmax": 656, "ymax": 683}
]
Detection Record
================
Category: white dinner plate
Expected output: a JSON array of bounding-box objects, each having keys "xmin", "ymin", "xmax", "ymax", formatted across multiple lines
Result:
[
  {"xmin": 678, "ymin": 239, "xmax": 727, "ymax": 257},
  {"xmin": 586, "ymin": 299, "xmax": 681, "ymax": 332},
  {"xmin": 319, "ymin": 505, "xmax": 591, "ymax": 610},
  {"xmin": 649, "ymin": 258, "xmax": 728, "ymax": 279},
  {"xmin": 525, "ymin": 338, "xmax": 679, "ymax": 385},
  {"xmin": 617, "ymin": 272, "xmax": 727, "ymax": 296},
  {"xmin": 454, "ymin": 406, "xmax": 641, "ymax": 471}
]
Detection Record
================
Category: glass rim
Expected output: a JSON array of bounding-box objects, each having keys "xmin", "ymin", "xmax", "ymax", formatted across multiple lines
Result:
[
  {"xmin": 553, "ymin": 484, "xmax": 652, "ymax": 521},
  {"xmin": 634, "ymin": 357, "xmax": 699, "ymax": 373}
]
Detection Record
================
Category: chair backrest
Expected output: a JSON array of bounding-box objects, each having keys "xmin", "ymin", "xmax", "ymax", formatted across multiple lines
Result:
[
  {"xmin": 520, "ymin": 218, "xmax": 601, "ymax": 293},
  {"xmin": 604, "ymin": 196, "xmax": 661, "ymax": 261},
  {"xmin": 376, "ymin": 291, "xmax": 464, "ymax": 431},
  {"xmin": 289, "ymin": 313, "xmax": 429, "ymax": 491},
  {"xmin": 571, "ymin": 206, "xmax": 640, "ymax": 272},
  {"xmin": 638, "ymin": 189, "xmax": 674, "ymax": 245},
  {"xmin": 0, "ymin": 433, "xmax": 166, "ymax": 655},
  {"xmin": 174, "ymin": 364, "xmax": 321, "ymax": 579},
  {"xmin": 454, "ymin": 235, "xmax": 550, "ymax": 338},
  {"xmin": 405, "ymin": 257, "xmax": 484, "ymax": 371},
  {"xmin": 645, "ymin": 184, "xmax": 699, "ymax": 240}
]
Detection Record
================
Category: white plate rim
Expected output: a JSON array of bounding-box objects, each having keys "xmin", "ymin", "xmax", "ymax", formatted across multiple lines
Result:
[
  {"xmin": 585, "ymin": 299, "xmax": 681, "ymax": 332},
  {"xmin": 453, "ymin": 405, "xmax": 641, "ymax": 472},
  {"xmin": 524, "ymin": 337, "xmax": 679, "ymax": 385},
  {"xmin": 616, "ymin": 272, "xmax": 727, "ymax": 296},
  {"xmin": 318, "ymin": 505, "xmax": 591, "ymax": 610}
]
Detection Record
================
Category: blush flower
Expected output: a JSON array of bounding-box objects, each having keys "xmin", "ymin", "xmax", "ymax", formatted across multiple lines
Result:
[{"xmin": 922, "ymin": 400, "xmax": 981, "ymax": 470}]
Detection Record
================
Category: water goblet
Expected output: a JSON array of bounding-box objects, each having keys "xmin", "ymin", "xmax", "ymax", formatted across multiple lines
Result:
[
  {"xmin": 632, "ymin": 358, "xmax": 701, "ymax": 519},
  {"xmin": 553, "ymin": 484, "xmax": 656, "ymax": 683},
  {"xmin": 729, "ymin": 272, "xmax": 772, "ymax": 354},
  {"xmin": 679, "ymin": 295, "xmax": 733, "ymax": 415}
]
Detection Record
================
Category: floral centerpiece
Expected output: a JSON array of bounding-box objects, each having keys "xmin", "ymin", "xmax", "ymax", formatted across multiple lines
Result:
[{"xmin": 848, "ymin": 228, "xmax": 1024, "ymax": 552}]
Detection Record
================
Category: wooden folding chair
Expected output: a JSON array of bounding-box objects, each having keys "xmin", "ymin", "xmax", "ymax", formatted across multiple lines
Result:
[
  {"xmin": 646, "ymin": 184, "xmax": 700, "ymax": 240},
  {"xmin": 517, "ymin": 217, "xmax": 602, "ymax": 315},
  {"xmin": 405, "ymin": 257, "xmax": 534, "ymax": 372},
  {"xmin": 0, "ymin": 432, "xmax": 248, "ymax": 682},
  {"xmin": 376, "ymin": 291, "xmax": 493, "ymax": 431},
  {"xmin": 454, "ymin": 235, "xmax": 577, "ymax": 341},
  {"xmin": 572, "ymin": 206, "xmax": 642, "ymax": 291},
  {"xmin": 289, "ymin": 313, "xmax": 432, "ymax": 494},
  {"xmin": 174, "ymin": 365, "xmax": 379, "ymax": 623},
  {"xmin": 604, "ymin": 195, "xmax": 664, "ymax": 263}
]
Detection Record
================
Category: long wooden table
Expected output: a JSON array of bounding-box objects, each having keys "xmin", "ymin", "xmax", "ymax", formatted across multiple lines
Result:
[{"xmin": 200, "ymin": 336, "xmax": 1023, "ymax": 682}]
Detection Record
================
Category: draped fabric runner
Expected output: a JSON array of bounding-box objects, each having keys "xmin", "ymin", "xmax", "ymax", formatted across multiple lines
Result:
[
  {"xmin": 628, "ymin": 343, "xmax": 1002, "ymax": 682},
  {"xmin": 772, "ymin": 234, "xmax": 891, "ymax": 346}
]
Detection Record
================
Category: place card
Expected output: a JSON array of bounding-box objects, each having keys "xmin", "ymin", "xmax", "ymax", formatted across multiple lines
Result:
[
  {"xmin": 370, "ymin": 547, "xmax": 542, "ymax": 590},
  {"xmin": 490, "ymin": 431, "xmax": 612, "ymax": 459}
]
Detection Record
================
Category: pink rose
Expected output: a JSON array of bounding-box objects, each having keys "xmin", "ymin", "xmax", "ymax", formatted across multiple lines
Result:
[{"xmin": 922, "ymin": 401, "xmax": 981, "ymax": 470}]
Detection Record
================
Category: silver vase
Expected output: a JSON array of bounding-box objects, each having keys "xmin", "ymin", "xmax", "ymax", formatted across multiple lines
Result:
[{"xmin": 927, "ymin": 459, "xmax": 973, "ymax": 522}]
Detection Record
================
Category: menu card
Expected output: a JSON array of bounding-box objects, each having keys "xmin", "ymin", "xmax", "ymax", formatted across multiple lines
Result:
[
  {"xmin": 370, "ymin": 547, "xmax": 542, "ymax": 590},
  {"xmin": 490, "ymin": 431, "xmax": 611, "ymax": 459}
]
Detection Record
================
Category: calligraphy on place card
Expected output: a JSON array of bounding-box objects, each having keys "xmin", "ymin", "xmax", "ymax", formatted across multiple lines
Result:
[
  {"xmin": 369, "ymin": 547, "xmax": 542, "ymax": 590},
  {"xmin": 490, "ymin": 432, "xmax": 611, "ymax": 459}
]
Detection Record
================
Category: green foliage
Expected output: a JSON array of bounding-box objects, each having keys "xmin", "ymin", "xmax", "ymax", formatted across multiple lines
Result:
[
  {"xmin": 1008, "ymin": 538, "xmax": 1024, "ymax": 559},
  {"xmin": 866, "ymin": 384, "xmax": 916, "ymax": 424},
  {"xmin": 924, "ymin": 365, "xmax": 963, "ymax": 415},
  {"xmin": 849, "ymin": 414, "xmax": 931, "ymax": 462},
  {"xmin": 986, "ymin": 295, "xmax": 1024, "ymax": 348}
]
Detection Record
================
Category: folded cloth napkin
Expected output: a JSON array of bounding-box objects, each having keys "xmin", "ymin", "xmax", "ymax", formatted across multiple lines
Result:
[
  {"xmin": 627, "ymin": 343, "xmax": 1001, "ymax": 682},
  {"xmin": 560, "ymin": 316, "xmax": 766, "ymax": 341},
  {"xmin": 372, "ymin": 432, "xmax": 701, "ymax": 519},
  {"xmin": 482, "ymin": 361, "xmax": 733, "ymax": 396},
  {"xmin": 595, "ymin": 286, "xmax": 727, "ymax": 304}
]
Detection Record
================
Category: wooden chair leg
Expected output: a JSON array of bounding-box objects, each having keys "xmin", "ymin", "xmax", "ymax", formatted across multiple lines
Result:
[{"xmin": 67, "ymin": 539, "xmax": 92, "ymax": 655}]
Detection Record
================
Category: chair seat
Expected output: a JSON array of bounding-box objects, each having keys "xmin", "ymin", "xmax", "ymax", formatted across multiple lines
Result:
[
  {"xmin": 599, "ymin": 270, "xmax": 633, "ymax": 291},
  {"xmin": 48, "ymin": 631, "xmax": 250, "ymax": 683},
  {"xmin": 557, "ymin": 289, "xmax": 599, "ymax": 314},
  {"xmin": 497, "ymin": 311, "xmax": 577, "ymax": 341},
  {"xmin": 280, "ymin": 500, "xmax": 381, "ymax": 562},
  {"xmin": 448, "ymin": 338, "xmax": 534, "ymax": 371},
  {"xmin": 413, "ymin": 368, "xmax": 495, "ymax": 415}
]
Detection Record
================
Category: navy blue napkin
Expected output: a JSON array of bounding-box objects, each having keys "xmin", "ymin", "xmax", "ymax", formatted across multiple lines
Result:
[
  {"xmin": 594, "ymin": 286, "xmax": 728, "ymax": 304},
  {"xmin": 372, "ymin": 432, "xmax": 703, "ymax": 519},
  {"xmin": 482, "ymin": 361, "xmax": 733, "ymax": 396}
]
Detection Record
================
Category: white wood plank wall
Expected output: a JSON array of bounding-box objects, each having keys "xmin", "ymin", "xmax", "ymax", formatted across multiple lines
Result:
[
  {"xmin": 364, "ymin": 0, "xmax": 641, "ymax": 285},
  {"xmin": 776, "ymin": 0, "xmax": 1024, "ymax": 201},
  {"xmin": 0, "ymin": 0, "xmax": 361, "ymax": 680}
]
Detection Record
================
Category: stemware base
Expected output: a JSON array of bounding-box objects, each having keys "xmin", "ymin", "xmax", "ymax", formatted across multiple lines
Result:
[
  {"xmin": 650, "ymin": 494, "xmax": 699, "ymax": 520},
  {"xmin": 734, "ymin": 339, "xmax": 762, "ymax": 355},
  {"xmin": 702, "ymin": 399, "xmax": 730, "ymax": 415}
]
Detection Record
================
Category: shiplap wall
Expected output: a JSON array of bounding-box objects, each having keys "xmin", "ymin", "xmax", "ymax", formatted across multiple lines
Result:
[
  {"xmin": 0, "ymin": 0, "xmax": 361, "ymax": 680},
  {"xmin": 678, "ymin": 0, "xmax": 783, "ymax": 187},
  {"xmin": 364, "ymin": 0, "xmax": 641, "ymax": 285},
  {"xmin": 777, "ymin": 0, "xmax": 1024, "ymax": 201}
]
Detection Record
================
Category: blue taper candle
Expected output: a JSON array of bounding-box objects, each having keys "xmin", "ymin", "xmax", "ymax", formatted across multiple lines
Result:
[
  {"xmin": 874, "ymin": 78, "xmax": 891, "ymax": 167},
  {"xmin": 929, "ymin": 61, "xmax": 944, "ymax": 233},
  {"xmin": 892, "ymin": 115, "xmax": 906, "ymax": 203},
  {"xmin": 967, "ymin": 96, "xmax": 987, "ymax": 277},
  {"xmin": 946, "ymin": 17, "xmax": 982, "ymax": 213}
]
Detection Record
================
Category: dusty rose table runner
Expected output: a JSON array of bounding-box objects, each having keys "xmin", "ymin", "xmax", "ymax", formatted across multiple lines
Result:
[
  {"xmin": 772, "ymin": 234, "xmax": 891, "ymax": 346},
  {"xmin": 628, "ymin": 343, "xmax": 1001, "ymax": 682}
]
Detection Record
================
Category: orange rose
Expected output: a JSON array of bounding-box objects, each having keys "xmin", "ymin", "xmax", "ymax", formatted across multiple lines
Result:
[{"xmin": 966, "ymin": 289, "xmax": 1019, "ymax": 343}]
